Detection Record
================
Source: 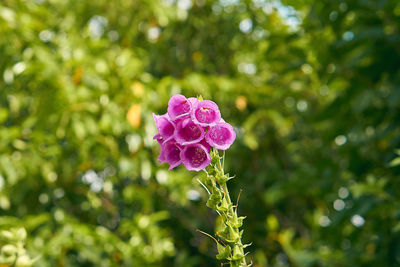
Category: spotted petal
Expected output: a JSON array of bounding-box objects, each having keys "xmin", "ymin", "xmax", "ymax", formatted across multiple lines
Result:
[
  {"xmin": 158, "ymin": 139, "xmax": 182, "ymax": 170},
  {"xmin": 175, "ymin": 117, "xmax": 205, "ymax": 145},
  {"xmin": 181, "ymin": 144, "xmax": 211, "ymax": 171},
  {"xmin": 205, "ymin": 122, "xmax": 236, "ymax": 150},
  {"xmin": 191, "ymin": 100, "xmax": 221, "ymax": 126}
]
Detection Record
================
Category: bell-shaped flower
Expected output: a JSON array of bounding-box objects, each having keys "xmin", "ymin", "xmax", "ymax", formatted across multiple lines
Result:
[
  {"xmin": 205, "ymin": 122, "xmax": 236, "ymax": 150},
  {"xmin": 191, "ymin": 100, "xmax": 221, "ymax": 126},
  {"xmin": 175, "ymin": 117, "xmax": 205, "ymax": 145},
  {"xmin": 153, "ymin": 113, "xmax": 175, "ymax": 141},
  {"xmin": 181, "ymin": 144, "xmax": 211, "ymax": 171},
  {"xmin": 158, "ymin": 139, "xmax": 182, "ymax": 170},
  {"xmin": 168, "ymin": 94, "xmax": 192, "ymax": 120}
]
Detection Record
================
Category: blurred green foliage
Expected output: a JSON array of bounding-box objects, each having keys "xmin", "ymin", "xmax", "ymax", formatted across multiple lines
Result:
[{"xmin": 0, "ymin": 0, "xmax": 400, "ymax": 266}]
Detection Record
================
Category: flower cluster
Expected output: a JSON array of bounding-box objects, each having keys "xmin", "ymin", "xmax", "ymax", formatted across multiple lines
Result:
[{"xmin": 153, "ymin": 94, "xmax": 236, "ymax": 171}]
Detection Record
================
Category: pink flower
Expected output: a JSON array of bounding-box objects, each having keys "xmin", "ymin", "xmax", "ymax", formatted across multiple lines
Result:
[
  {"xmin": 167, "ymin": 94, "xmax": 192, "ymax": 120},
  {"xmin": 153, "ymin": 113, "xmax": 175, "ymax": 140},
  {"xmin": 191, "ymin": 100, "xmax": 221, "ymax": 126},
  {"xmin": 158, "ymin": 139, "xmax": 182, "ymax": 170},
  {"xmin": 205, "ymin": 122, "xmax": 236, "ymax": 150},
  {"xmin": 175, "ymin": 117, "xmax": 205, "ymax": 145},
  {"xmin": 181, "ymin": 144, "xmax": 211, "ymax": 171},
  {"xmin": 153, "ymin": 95, "xmax": 235, "ymax": 171}
]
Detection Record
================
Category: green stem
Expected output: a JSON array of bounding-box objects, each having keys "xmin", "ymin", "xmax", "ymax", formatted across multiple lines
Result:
[
  {"xmin": 218, "ymin": 165, "xmax": 247, "ymax": 267},
  {"xmin": 202, "ymin": 149, "xmax": 248, "ymax": 266}
]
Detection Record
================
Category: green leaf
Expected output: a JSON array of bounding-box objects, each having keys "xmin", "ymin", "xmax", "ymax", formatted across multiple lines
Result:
[
  {"xmin": 227, "ymin": 214, "xmax": 246, "ymax": 228},
  {"xmin": 224, "ymin": 225, "xmax": 240, "ymax": 243},
  {"xmin": 217, "ymin": 197, "xmax": 230, "ymax": 212},
  {"xmin": 231, "ymin": 244, "xmax": 244, "ymax": 261}
]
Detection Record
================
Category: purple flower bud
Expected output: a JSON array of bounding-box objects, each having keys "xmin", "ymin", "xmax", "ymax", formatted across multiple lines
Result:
[
  {"xmin": 181, "ymin": 144, "xmax": 211, "ymax": 171},
  {"xmin": 191, "ymin": 100, "xmax": 221, "ymax": 126},
  {"xmin": 153, "ymin": 113, "xmax": 175, "ymax": 140},
  {"xmin": 158, "ymin": 139, "xmax": 182, "ymax": 170},
  {"xmin": 168, "ymin": 94, "xmax": 192, "ymax": 120},
  {"xmin": 205, "ymin": 122, "xmax": 236, "ymax": 150},
  {"xmin": 175, "ymin": 117, "xmax": 205, "ymax": 145}
]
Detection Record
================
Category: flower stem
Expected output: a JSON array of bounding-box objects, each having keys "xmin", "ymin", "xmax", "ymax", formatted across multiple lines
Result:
[
  {"xmin": 221, "ymin": 166, "xmax": 247, "ymax": 266},
  {"xmin": 201, "ymin": 149, "xmax": 249, "ymax": 266}
]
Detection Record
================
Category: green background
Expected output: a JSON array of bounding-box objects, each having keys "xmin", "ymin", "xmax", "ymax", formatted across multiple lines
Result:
[{"xmin": 1, "ymin": 0, "xmax": 400, "ymax": 266}]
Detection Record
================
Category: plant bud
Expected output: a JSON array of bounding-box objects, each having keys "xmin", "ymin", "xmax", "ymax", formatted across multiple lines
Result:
[
  {"xmin": 207, "ymin": 167, "xmax": 217, "ymax": 176},
  {"xmin": 215, "ymin": 174, "xmax": 228, "ymax": 184},
  {"xmin": 204, "ymin": 177, "xmax": 213, "ymax": 187},
  {"xmin": 231, "ymin": 244, "xmax": 244, "ymax": 261},
  {"xmin": 216, "ymin": 224, "xmax": 228, "ymax": 239},
  {"xmin": 217, "ymin": 197, "xmax": 229, "ymax": 212},
  {"xmin": 226, "ymin": 225, "xmax": 240, "ymax": 243},
  {"xmin": 210, "ymin": 187, "xmax": 222, "ymax": 199},
  {"xmin": 206, "ymin": 198, "xmax": 218, "ymax": 209},
  {"xmin": 228, "ymin": 214, "xmax": 246, "ymax": 228},
  {"xmin": 216, "ymin": 243, "xmax": 231, "ymax": 260}
]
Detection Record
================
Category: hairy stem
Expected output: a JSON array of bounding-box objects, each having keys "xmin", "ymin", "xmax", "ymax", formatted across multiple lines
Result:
[
  {"xmin": 218, "ymin": 164, "xmax": 247, "ymax": 266},
  {"xmin": 201, "ymin": 149, "xmax": 249, "ymax": 266}
]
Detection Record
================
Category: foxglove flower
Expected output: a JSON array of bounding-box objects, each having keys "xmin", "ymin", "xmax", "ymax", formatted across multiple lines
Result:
[
  {"xmin": 181, "ymin": 144, "xmax": 211, "ymax": 171},
  {"xmin": 205, "ymin": 122, "xmax": 236, "ymax": 150},
  {"xmin": 153, "ymin": 113, "xmax": 175, "ymax": 140},
  {"xmin": 153, "ymin": 95, "xmax": 248, "ymax": 265},
  {"xmin": 191, "ymin": 100, "xmax": 221, "ymax": 126},
  {"xmin": 158, "ymin": 139, "xmax": 182, "ymax": 170},
  {"xmin": 175, "ymin": 117, "xmax": 205, "ymax": 145},
  {"xmin": 154, "ymin": 94, "xmax": 235, "ymax": 171},
  {"xmin": 168, "ymin": 94, "xmax": 192, "ymax": 120}
]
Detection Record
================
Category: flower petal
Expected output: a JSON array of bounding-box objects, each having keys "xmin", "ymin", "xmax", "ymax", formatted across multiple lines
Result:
[
  {"xmin": 158, "ymin": 139, "xmax": 182, "ymax": 169},
  {"xmin": 188, "ymin": 97, "xmax": 199, "ymax": 106},
  {"xmin": 205, "ymin": 122, "xmax": 236, "ymax": 150},
  {"xmin": 191, "ymin": 100, "xmax": 221, "ymax": 126},
  {"xmin": 175, "ymin": 117, "xmax": 205, "ymax": 145},
  {"xmin": 153, "ymin": 113, "xmax": 175, "ymax": 140},
  {"xmin": 167, "ymin": 94, "xmax": 192, "ymax": 120},
  {"xmin": 181, "ymin": 144, "xmax": 211, "ymax": 171}
]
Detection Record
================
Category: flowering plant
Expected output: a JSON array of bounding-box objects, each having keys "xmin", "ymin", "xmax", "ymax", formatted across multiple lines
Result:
[{"xmin": 153, "ymin": 94, "xmax": 250, "ymax": 266}]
